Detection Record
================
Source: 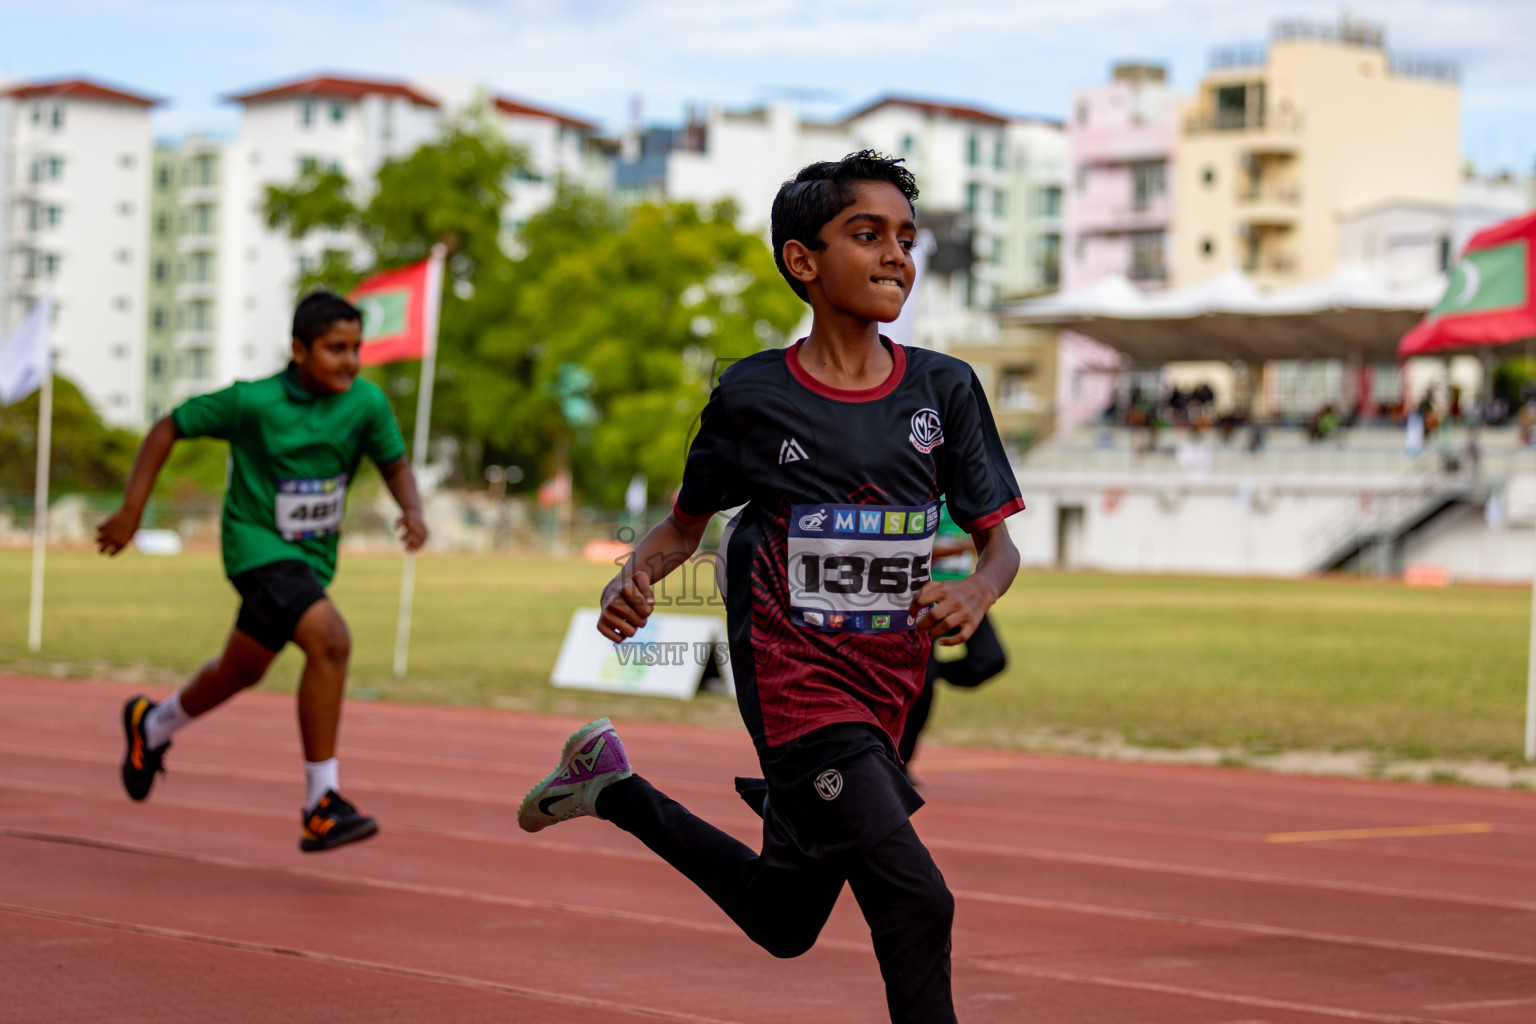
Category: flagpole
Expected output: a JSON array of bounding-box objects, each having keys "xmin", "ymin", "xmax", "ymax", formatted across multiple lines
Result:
[
  {"xmin": 27, "ymin": 362, "xmax": 52, "ymax": 653},
  {"xmin": 393, "ymin": 244, "xmax": 446, "ymax": 678}
]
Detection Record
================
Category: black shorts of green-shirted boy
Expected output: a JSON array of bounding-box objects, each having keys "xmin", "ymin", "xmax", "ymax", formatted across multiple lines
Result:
[
  {"xmin": 98, "ymin": 292, "xmax": 428, "ymax": 852},
  {"xmin": 517, "ymin": 152, "xmax": 1024, "ymax": 1023}
]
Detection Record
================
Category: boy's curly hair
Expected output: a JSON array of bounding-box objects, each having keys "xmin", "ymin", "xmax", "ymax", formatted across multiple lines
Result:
[{"xmin": 770, "ymin": 151, "xmax": 919, "ymax": 302}]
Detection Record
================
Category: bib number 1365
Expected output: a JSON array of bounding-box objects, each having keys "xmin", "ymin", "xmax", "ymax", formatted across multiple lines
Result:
[{"xmin": 799, "ymin": 553, "xmax": 931, "ymax": 595}]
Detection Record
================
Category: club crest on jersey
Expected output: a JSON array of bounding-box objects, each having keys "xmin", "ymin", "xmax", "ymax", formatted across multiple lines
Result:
[
  {"xmin": 909, "ymin": 408, "xmax": 944, "ymax": 453},
  {"xmin": 814, "ymin": 770, "xmax": 843, "ymax": 801},
  {"xmin": 779, "ymin": 438, "xmax": 809, "ymax": 465},
  {"xmin": 797, "ymin": 509, "xmax": 829, "ymax": 532}
]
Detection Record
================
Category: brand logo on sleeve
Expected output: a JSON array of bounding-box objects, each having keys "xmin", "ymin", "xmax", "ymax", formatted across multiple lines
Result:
[
  {"xmin": 779, "ymin": 438, "xmax": 809, "ymax": 465},
  {"xmin": 909, "ymin": 408, "xmax": 944, "ymax": 454}
]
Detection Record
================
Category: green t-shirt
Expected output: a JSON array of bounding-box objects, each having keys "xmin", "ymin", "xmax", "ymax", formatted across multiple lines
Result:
[
  {"xmin": 930, "ymin": 505, "xmax": 975, "ymax": 582},
  {"xmin": 171, "ymin": 364, "xmax": 406, "ymax": 585}
]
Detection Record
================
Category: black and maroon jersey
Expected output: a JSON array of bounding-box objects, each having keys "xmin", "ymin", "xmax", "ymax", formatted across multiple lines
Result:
[{"xmin": 672, "ymin": 339, "xmax": 1025, "ymax": 754}]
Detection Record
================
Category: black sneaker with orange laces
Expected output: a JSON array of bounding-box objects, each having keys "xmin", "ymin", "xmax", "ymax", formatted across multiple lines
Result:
[
  {"xmin": 299, "ymin": 790, "xmax": 379, "ymax": 852},
  {"xmin": 121, "ymin": 695, "xmax": 169, "ymax": 801}
]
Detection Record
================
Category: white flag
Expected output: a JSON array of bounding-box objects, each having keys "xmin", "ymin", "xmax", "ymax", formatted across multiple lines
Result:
[{"xmin": 0, "ymin": 298, "xmax": 52, "ymax": 405}]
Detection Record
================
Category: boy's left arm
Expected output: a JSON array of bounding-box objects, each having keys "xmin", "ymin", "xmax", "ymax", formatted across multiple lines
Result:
[
  {"xmin": 378, "ymin": 457, "xmax": 428, "ymax": 552},
  {"xmin": 910, "ymin": 523, "xmax": 1019, "ymax": 646}
]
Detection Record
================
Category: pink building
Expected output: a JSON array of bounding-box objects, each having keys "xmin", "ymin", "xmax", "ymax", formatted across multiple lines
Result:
[{"xmin": 1064, "ymin": 63, "xmax": 1178, "ymax": 291}]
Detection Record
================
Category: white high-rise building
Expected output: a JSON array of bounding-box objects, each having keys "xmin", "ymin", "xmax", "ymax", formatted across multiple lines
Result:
[
  {"xmin": 217, "ymin": 76, "xmax": 443, "ymax": 388},
  {"xmin": 648, "ymin": 95, "xmax": 1066, "ymax": 350},
  {"xmin": 1, "ymin": 78, "xmax": 155, "ymax": 426}
]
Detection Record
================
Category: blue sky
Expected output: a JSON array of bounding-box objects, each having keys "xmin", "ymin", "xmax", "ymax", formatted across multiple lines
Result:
[{"xmin": 3, "ymin": 0, "xmax": 1533, "ymax": 174}]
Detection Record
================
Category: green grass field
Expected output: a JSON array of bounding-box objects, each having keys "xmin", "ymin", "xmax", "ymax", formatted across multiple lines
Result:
[{"xmin": 1, "ymin": 549, "xmax": 1530, "ymax": 761}]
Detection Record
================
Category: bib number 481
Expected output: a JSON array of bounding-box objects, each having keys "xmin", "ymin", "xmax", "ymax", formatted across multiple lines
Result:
[{"xmin": 800, "ymin": 554, "xmax": 931, "ymax": 595}]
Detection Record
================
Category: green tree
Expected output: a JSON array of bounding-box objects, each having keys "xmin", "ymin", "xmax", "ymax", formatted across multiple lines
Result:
[
  {"xmin": 0, "ymin": 376, "xmax": 138, "ymax": 493},
  {"xmin": 264, "ymin": 122, "xmax": 805, "ymax": 503}
]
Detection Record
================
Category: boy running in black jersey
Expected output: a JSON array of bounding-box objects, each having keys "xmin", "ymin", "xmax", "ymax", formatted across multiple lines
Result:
[{"xmin": 518, "ymin": 152, "xmax": 1023, "ymax": 1022}]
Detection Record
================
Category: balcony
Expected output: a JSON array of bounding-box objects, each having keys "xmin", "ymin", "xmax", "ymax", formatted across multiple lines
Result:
[
  {"xmin": 179, "ymin": 184, "xmax": 219, "ymax": 205},
  {"xmin": 1185, "ymin": 106, "xmax": 1303, "ymax": 139},
  {"xmin": 1236, "ymin": 181, "xmax": 1301, "ymax": 226},
  {"xmin": 177, "ymin": 233, "xmax": 218, "ymax": 254},
  {"xmin": 173, "ymin": 329, "xmax": 217, "ymax": 349},
  {"xmin": 175, "ymin": 281, "xmax": 217, "ymax": 302}
]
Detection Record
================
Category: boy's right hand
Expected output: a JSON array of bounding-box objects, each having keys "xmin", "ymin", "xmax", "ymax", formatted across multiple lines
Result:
[
  {"xmin": 597, "ymin": 569, "xmax": 654, "ymax": 641},
  {"xmin": 96, "ymin": 507, "xmax": 141, "ymax": 556}
]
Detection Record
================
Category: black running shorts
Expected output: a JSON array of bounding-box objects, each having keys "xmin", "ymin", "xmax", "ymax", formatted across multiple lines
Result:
[
  {"xmin": 740, "ymin": 723, "xmax": 924, "ymax": 871},
  {"xmin": 230, "ymin": 560, "xmax": 328, "ymax": 651}
]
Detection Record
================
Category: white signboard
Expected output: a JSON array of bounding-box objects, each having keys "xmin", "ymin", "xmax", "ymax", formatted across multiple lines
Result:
[{"xmin": 551, "ymin": 609, "xmax": 734, "ymax": 701}]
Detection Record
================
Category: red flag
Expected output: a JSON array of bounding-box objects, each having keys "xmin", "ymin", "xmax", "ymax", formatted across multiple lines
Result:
[
  {"xmin": 1399, "ymin": 212, "xmax": 1536, "ymax": 358},
  {"xmin": 349, "ymin": 259, "xmax": 438, "ymax": 366}
]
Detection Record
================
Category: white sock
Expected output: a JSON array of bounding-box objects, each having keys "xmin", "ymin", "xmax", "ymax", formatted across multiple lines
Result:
[
  {"xmin": 144, "ymin": 693, "xmax": 193, "ymax": 749},
  {"xmin": 304, "ymin": 758, "xmax": 340, "ymax": 812}
]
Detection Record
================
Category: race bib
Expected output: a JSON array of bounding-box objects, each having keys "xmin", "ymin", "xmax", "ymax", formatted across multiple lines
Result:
[
  {"xmin": 275, "ymin": 475, "xmax": 348, "ymax": 541},
  {"xmin": 788, "ymin": 502, "xmax": 938, "ymax": 633}
]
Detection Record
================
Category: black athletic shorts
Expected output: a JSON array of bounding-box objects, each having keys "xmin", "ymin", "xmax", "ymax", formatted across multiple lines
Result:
[
  {"xmin": 737, "ymin": 723, "xmax": 924, "ymax": 872},
  {"xmin": 230, "ymin": 560, "xmax": 328, "ymax": 652}
]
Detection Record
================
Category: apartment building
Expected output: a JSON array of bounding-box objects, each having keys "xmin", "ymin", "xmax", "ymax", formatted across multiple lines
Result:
[
  {"xmin": 1064, "ymin": 63, "xmax": 1178, "ymax": 291},
  {"xmin": 212, "ymin": 76, "xmax": 443, "ymax": 392},
  {"xmin": 1173, "ymin": 19, "xmax": 1459, "ymax": 290},
  {"xmin": 0, "ymin": 78, "xmax": 155, "ymax": 427},
  {"xmin": 143, "ymin": 135, "xmax": 224, "ymax": 420},
  {"xmin": 492, "ymin": 94, "xmax": 611, "ymax": 237}
]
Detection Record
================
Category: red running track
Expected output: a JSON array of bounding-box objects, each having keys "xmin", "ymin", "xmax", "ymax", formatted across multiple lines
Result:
[{"xmin": 3, "ymin": 673, "xmax": 1536, "ymax": 1023}]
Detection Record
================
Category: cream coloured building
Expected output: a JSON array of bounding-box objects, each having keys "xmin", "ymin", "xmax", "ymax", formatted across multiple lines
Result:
[{"xmin": 1172, "ymin": 19, "xmax": 1459, "ymax": 291}]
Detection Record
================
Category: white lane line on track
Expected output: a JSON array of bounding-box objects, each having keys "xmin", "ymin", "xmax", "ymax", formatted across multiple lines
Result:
[
  {"xmin": 5, "ymin": 823, "xmax": 1534, "ymax": 978},
  {"xmin": 930, "ymin": 836, "xmax": 1536, "ymax": 913},
  {"xmin": 0, "ymin": 834, "xmax": 1472, "ymax": 1024},
  {"xmin": 6, "ymin": 768, "xmax": 1536, "ymax": 917},
  {"xmin": 0, "ymin": 900, "xmax": 748, "ymax": 1024}
]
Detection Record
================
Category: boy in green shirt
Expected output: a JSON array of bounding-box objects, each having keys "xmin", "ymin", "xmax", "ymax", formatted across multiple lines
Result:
[{"xmin": 97, "ymin": 292, "xmax": 428, "ymax": 852}]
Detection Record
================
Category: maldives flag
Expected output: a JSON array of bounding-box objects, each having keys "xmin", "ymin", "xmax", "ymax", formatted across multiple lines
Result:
[
  {"xmin": 1399, "ymin": 212, "xmax": 1536, "ymax": 357},
  {"xmin": 349, "ymin": 258, "xmax": 442, "ymax": 366}
]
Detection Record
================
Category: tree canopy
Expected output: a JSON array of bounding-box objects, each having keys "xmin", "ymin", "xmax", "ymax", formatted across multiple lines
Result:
[{"xmin": 264, "ymin": 121, "xmax": 804, "ymax": 505}]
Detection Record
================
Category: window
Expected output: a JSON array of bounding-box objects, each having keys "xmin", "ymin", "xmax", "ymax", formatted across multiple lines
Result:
[
  {"xmin": 300, "ymin": 101, "xmax": 316, "ymax": 127},
  {"xmin": 967, "ymin": 133, "xmax": 980, "ymax": 166},
  {"xmin": 113, "ymin": 296, "xmax": 130, "ymax": 311},
  {"xmin": 193, "ymin": 155, "xmax": 215, "ymax": 187},
  {"xmin": 900, "ymin": 134, "xmax": 914, "ymax": 155},
  {"xmin": 1038, "ymin": 234, "xmax": 1061, "ymax": 285},
  {"xmin": 1036, "ymin": 186, "xmax": 1063, "ymax": 217},
  {"xmin": 191, "ymin": 252, "xmax": 214, "ymax": 283},
  {"xmin": 965, "ymin": 182, "xmax": 982, "ymax": 214},
  {"xmin": 116, "ymin": 249, "xmax": 132, "ymax": 263},
  {"xmin": 1201, "ymin": 237, "xmax": 1215, "ymax": 256},
  {"xmin": 298, "ymin": 156, "xmax": 319, "ymax": 175},
  {"xmin": 1131, "ymin": 162, "xmax": 1165, "ymax": 211},
  {"xmin": 111, "ymin": 344, "xmax": 130, "ymax": 359},
  {"xmin": 963, "ymin": 272, "xmax": 976, "ymax": 308},
  {"xmin": 189, "ymin": 348, "xmax": 209, "ymax": 380},
  {"xmin": 151, "ymin": 307, "xmax": 166, "ymax": 330},
  {"xmin": 48, "ymin": 103, "xmax": 64, "ymax": 130},
  {"xmin": 1076, "ymin": 101, "xmax": 1089, "ymax": 127},
  {"xmin": 150, "ymin": 354, "xmax": 165, "ymax": 380},
  {"xmin": 1129, "ymin": 231, "xmax": 1166, "ymax": 281},
  {"xmin": 1202, "ymin": 166, "xmax": 1216, "ymax": 187},
  {"xmin": 31, "ymin": 156, "xmax": 64, "ymax": 182},
  {"xmin": 157, "ymin": 166, "xmax": 172, "ymax": 189},
  {"xmin": 155, "ymin": 213, "xmax": 171, "ymax": 236},
  {"xmin": 994, "ymin": 138, "xmax": 1005, "ymax": 171},
  {"xmin": 992, "ymin": 237, "xmax": 1005, "ymax": 265},
  {"xmin": 1076, "ymin": 166, "xmax": 1089, "ymax": 193},
  {"xmin": 117, "ymin": 202, "xmax": 134, "ymax": 216},
  {"xmin": 120, "ymin": 153, "xmax": 136, "ymax": 169},
  {"xmin": 189, "ymin": 301, "xmax": 212, "ymax": 330},
  {"xmin": 993, "ymin": 189, "xmax": 1007, "ymax": 218},
  {"xmin": 330, "ymin": 102, "xmax": 346, "ymax": 123},
  {"xmin": 43, "ymin": 253, "xmax": 59, "ymax": 277}
]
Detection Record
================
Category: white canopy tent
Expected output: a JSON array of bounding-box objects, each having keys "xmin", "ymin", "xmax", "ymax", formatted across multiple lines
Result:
[{"xmin": 1002, "ymin": 267, "xmax": 1445, "ymax": 365}]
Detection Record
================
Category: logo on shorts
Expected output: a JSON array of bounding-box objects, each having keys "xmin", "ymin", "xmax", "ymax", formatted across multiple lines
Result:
[
  {"xmin": 909, "ymin": 408, "xmax": 944, "ymax": 454},
  {"xmin": 797, "ymin": 509, "xmax": 829, "ymax": 532},
  {"xmin": 814, "ymin": 769, "xmax": 843, "ymax": 801},
  {"xmin": 803, "ymin": 611, "xmax": 825, "ymax": 627},
  {"xmin": 873, "ymin": 614, "xmax": 891, "ymax": 629}
]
